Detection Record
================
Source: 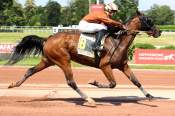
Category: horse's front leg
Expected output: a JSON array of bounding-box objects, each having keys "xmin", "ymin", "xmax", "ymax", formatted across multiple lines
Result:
[
  {"xmin": 58, "ymin": 62, "xmax": 96, "ymax": 107},
  {"xmin": 89, "ymin": 64, "xmax": 116, "ymax": 88},
  {"xmin": 120, "ymin": 63, "xmax": 154, "ymax": 100}
]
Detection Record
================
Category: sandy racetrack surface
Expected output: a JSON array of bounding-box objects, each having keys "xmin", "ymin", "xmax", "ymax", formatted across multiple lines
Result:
[{"xmin": 0, "ymin": 66, "xmax": 175, "ymax": 116}]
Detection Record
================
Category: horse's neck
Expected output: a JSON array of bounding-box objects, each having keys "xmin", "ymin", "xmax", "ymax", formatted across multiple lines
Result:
[
  {"xmin": 121, "ymin": 18, "xmax": 140, "ymax": 49},
  {"xmin": 127, "ymin": 17, "xmax": 140, "ymax": 30},
  {"xmin": 119, "ymin": 33, "xmax": 136, "ymax": 52}
]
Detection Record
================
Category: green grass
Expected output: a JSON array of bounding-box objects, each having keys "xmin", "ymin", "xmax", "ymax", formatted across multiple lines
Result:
[
  {"xmin": 0, "ymin": 31, "xmax": 175, "ymax": 46},
  {"xmin": 159, "ymin": 25, "xmax": 175, "ymax": 30},
  {"xmin": 0, "ymin": 32, "xmax": 52, "ymax": 43},
  {"xmin": 0, "ymin": 56, "xmax": 84, "ymax": 67},
  {"xmin": 0, "ymin": 57, "xmax": 40, "ymax": 66},
  {"xmin": 1, "ymin": 56, "xmax": 175, "ymax": 70},
  {"xmin": 129, "ymin": 64, "xmax": 175, "ymax": 70},
  {"xmin": 134, "ymin": 32, "xmax": 175, "ymax": 46}
]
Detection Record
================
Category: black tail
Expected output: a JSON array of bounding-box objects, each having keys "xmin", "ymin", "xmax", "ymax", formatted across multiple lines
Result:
[{"xmin": 7, "ymin": 35, "xmax": 46, "ymax": 65}]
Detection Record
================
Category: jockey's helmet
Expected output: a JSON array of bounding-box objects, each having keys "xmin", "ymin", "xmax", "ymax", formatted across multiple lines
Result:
[{"xmin": 104, "ymin": 3, "xmax": 118, "ymax": 13}]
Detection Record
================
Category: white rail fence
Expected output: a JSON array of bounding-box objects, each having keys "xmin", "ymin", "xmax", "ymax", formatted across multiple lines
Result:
[
  {"xmin": 0, "ymin": 26, "xmax": 53, "ymax": 33},
  {"xmin": 0, "ymin": 25, "xmax": 79, "ymax": 33}
]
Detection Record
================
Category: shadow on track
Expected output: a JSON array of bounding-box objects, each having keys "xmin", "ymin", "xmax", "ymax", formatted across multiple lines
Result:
[{"xmin": 17, "ymin": 96, "xmax": 169, "ymax": 107}]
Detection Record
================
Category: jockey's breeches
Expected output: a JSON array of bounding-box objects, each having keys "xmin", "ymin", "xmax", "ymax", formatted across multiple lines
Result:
[{"xmin": 78, "ymin": 20, "xmax": 107, "ymax": 33}]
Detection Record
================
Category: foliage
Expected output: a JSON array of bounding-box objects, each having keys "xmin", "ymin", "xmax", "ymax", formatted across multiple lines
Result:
[
  {"xmin": 24, "ymin": 0, "xmax": 36, "ymax": 7},
  {"xmin": 134, "ymin": 43, "xmax": 156, "ymax": 49},
  {"xmin": 0, "ymin": 0, "xmax": 174, "ymax": 26},
  {"xmin": 43, "ymin": 1, "xmax": 61, "ymax": 26},
  {"xmin": 24, "ymin": 0, "xmax": 37, "ymax": 25},
  {"xmin": 0, "ymin": 0, "xmax": 12, "ymax": 11},
  {"xmin": 99, "ymin": 0, "xmax": 104, "ymax": 4},
  {"xmin": 37, "ymin": 6, "xmax": 46, "ymax": 26},
  {"xmin": 113, "ymin": 0, "xmax": 138, "ymax": 23},
  {"xmin": 60, "ymin": 0, "xmax": 97, "ymax": 26},
  {"xmin": 60, "ymin": 7, "xmax": 72, "ymax": 26},
  {"xmin": 0, "ymin": 0, "xmax": 13, "ymax": 25},
  {"xmin": 128, "ymin": 44, "xmax": 135, "ymax": 61},
  {"xmin": 3, "ymin": 2, "xmax": 25, "ymax": 26},
  {"xmin": 61, "ymin": 0, "xmax": 88, "ymax": 25},
  {"xmin": 146, "ymin": 5, "xmax": 174, "ymax": 25}
]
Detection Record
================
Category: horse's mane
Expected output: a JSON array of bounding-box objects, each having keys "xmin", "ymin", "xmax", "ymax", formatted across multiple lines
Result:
[{"xmin": 125, "ymin": 10, "xmax": 143, "ymax": 25}]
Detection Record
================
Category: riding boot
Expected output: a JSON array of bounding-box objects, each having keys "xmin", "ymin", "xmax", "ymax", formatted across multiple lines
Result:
[{"xmin": 92, "ymin": 29, "xmax": 107, "ymax": 51}]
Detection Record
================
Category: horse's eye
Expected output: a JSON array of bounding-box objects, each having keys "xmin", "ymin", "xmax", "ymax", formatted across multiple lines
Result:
[
  {"xmin": 148, "ymin": 18, "xmax": 152, "ymax": 22},
  {"xmin": 146, "ymin": 17, "xmax": 154, "ymax": 26}
]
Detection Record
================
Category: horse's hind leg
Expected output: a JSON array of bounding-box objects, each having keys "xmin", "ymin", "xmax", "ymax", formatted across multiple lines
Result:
[
  {"xmin": 89, "ymin": 64, "xmax": 116, "ymax": 88},
  {"xmin": 120, "ymin": 63, "xmax": 154, "ymax": 100},
  {"xmin": 8, "ymin": 57, "xmax": 52, "ymax": 88}
]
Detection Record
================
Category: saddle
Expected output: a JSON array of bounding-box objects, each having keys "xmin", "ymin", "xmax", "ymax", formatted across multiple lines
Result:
[
  {"xmin": 77, "ymin": 30, "xmax": 125, "ymax": 65},
  {"xmin": 77, "ymin": 33, "xmax": 105, "ymax": 58}
]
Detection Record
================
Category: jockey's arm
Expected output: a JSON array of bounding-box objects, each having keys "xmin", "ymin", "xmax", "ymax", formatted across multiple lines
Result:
[{"xmin": 98, "ymin": 14, "xmax": 125, "ymax": 30}]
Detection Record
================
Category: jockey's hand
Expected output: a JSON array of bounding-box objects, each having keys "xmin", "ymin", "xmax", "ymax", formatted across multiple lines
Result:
[
  {"xmin": 118, "ymin": 24, "xmax": 126, "ymax": 30},
  {"xmin": 122, "ymin": 25, "xmax": 127, "ymax": 30}
]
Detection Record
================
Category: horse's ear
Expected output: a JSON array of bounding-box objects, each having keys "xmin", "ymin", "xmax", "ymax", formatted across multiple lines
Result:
[{"xmin": 136, "ymin": 10, "xmax": 142, "ymax": 16}]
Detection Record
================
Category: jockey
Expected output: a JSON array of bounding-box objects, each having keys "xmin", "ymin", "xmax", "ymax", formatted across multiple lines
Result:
[{"xmin": 78, "ymin": 2, "xmax": 126, "ymax": 51}]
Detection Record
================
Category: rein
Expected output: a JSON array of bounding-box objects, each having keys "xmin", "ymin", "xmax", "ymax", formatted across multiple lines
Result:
[
  {"xmin": 107, "ymin": 29, "xmax": 140, "ymax": 64},
  {"xmin": 108, "ymin": 30, "xmax": 127, "ymax": 64},
  {"xmin": 105, "ymin": 15, "xmax": 156, "ymax": 65}
]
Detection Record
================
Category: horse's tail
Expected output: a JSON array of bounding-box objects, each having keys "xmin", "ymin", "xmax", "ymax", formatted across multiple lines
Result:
[{"xmin": 7, "ymin": 35, "xmax": 46, "ymax": 65}]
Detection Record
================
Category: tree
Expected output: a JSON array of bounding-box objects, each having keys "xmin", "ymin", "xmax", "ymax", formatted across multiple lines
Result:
[
  {"xmin": 68, "ymin": 0, "xmax": 89, "ymax": 25},
  {"xmin": 34, "ymin": 6, "xmax": 45, "ymax": 26},
  {"xmin": 147, "ymin": 5, "xmax": 174, "ymax": 25},
  {"xmin": 60, "ymin": 7, "xmax": 72, "ymax": 26},
  {"xmin": 24, "ymin": 0, "xmax": 37, "ymax": 25},
  {"xmin": 60, "ymin": 0, "xmax": 96, "ymax": 26},
  {"xmin": 0, "ymin": 0, "xmax": 13, "ymax": 25},
  {"xmin": 113, "ymin": 0, "xmax": 138, "ymax": 23},
  {"xmin": 24, "ymin": 0, "xmax": 36, "ymax": 7},
  {"xmin": 99, "ymin": 0, "xmax": 104, "ymax": 4},
  {"xmin": 0, "ymin": 0, "xmax": 13, "ymax": 11},
  {"xmin": 1, "ymin": 1, "xmax": 25, "ymax": 26},
  {"xmin": 43, "ymin": 1, "xmax": 61, "ymax": 26}
]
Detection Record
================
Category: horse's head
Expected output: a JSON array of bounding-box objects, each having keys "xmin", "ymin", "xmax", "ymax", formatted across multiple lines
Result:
[{"xmin": 128, "ymin": 11, "xmax": 161, "ymax": 38}]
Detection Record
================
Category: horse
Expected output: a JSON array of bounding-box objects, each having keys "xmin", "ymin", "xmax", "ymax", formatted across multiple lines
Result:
[{"xmin": 7, "ymin": 11, "xmax": 161, "ymax": 106}]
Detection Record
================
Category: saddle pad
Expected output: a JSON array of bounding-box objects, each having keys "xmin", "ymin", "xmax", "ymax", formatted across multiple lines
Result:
[{"xmin": 77, "ymin": 34, "xmax": 95, "ymax": 58}]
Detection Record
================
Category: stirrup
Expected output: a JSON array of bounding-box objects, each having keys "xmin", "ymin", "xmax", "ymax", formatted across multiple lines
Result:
[{"xmin": 92, "ymin": 46, "xmax": 103, "ymax": 51}]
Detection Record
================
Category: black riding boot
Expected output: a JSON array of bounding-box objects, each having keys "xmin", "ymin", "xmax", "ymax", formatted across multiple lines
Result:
[{"xmin": 92, "ymin": 29, "xmax": 107, "ymax": 51}]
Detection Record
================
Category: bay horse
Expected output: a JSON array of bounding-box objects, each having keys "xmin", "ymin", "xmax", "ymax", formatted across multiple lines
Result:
[{"xmin": 7, "ymin": 11, "xmax": 161, "ymax": 106}]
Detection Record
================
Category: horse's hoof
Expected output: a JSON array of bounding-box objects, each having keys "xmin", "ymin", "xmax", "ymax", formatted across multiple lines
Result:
[
  {"xmin": 83, "ymin": 98, "xmax": 96, "ymax": 107},
  {"xmin": 8, "ymin": 83, "xmax": 15, "ymax": 89},
  {"xmin": 83, "ymin": 101, "xmax": 96, "ymax": 107},
  {"xmin": 45, "ymin": 90, "xmax": 58, "ymax": 98},
  {"xmin": 88, "ymin": 80, "xmax": 98, "ymax": 86},
  {"xmin": 146, "ymin": 93, "xmax": 154, "ymax": 101}
]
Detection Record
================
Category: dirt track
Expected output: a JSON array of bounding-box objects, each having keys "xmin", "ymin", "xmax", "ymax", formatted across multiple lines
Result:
[{"xmin": 0, "ymin": 66, "xmax": 175, "ymax": 116}]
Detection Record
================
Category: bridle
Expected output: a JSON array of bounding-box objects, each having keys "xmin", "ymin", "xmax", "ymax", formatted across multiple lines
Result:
[
  {"xmin": 108, "ymin": 15, "xmax": 158, "ymax": 63},
  {"xmin": 139, "ymin": 16, "xmax": 155, "ymax": 31}
]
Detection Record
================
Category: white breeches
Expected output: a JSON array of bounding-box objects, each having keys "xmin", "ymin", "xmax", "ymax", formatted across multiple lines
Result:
[{"xmin": 78, "ymin": 20, "xmax": 107, "ymax": 33}]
